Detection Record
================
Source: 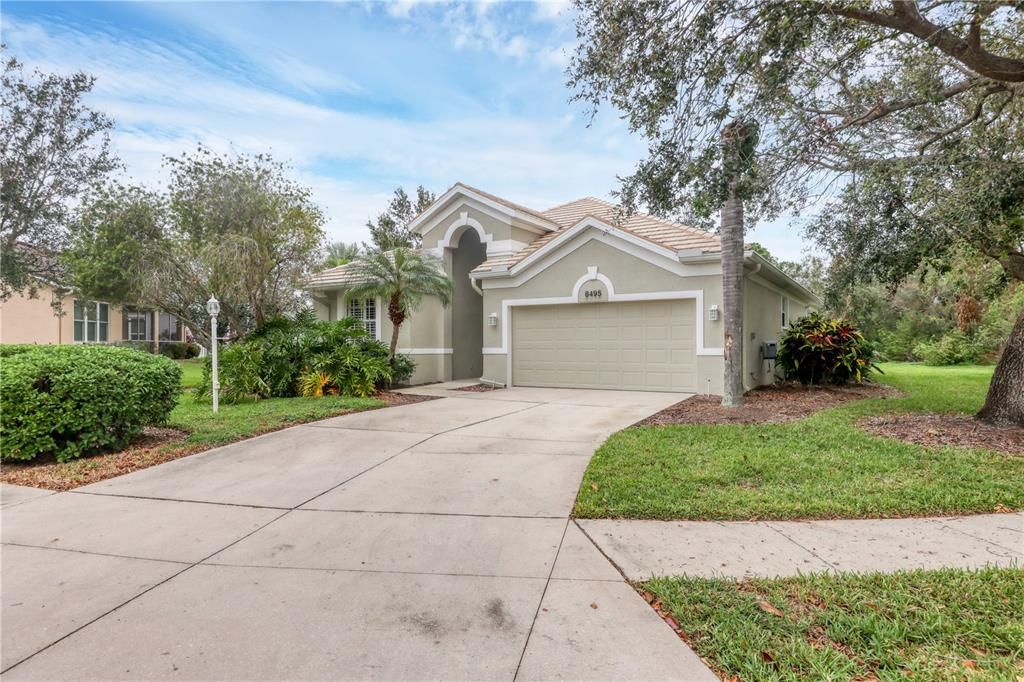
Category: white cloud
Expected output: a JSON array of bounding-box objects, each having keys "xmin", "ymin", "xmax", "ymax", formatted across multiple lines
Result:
[
  {"xmin": 500, "ymin": 35, "xmax": 530, "ymax": 60},
  {"xmin": 533, "ymin": 0, "xmax": 571, "ymax": 22},
  {"xmin": 1, "ymin": 13, "xmax": 644, "ymax": 245},
  {"xmin": 538, "ymin": 42, "xmax": 573, "ymax": 69}
]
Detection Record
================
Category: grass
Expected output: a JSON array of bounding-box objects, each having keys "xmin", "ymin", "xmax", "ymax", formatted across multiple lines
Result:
[
  {"xmin": 167, "ymin": 392, "xmax": 383, "ymax": 448},
  {"xmin": 574, "ymin": 363, "xmax": 1024, "ymax": 520},
  {"xmin": 644, "ymin": 568, "xmax": 1024, "ymax": 681},
  {"xmin": 177, "ymin": 358, "xmax": 204, "ymax": 389}
]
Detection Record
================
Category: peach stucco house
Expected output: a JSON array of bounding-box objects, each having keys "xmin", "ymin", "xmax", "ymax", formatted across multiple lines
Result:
[{"xmin": 0, "ymin": 283, "xmax": 187, "ymax": 348}]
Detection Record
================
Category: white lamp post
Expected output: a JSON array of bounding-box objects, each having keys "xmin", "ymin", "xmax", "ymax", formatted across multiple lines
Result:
[{"xmin": 206, "ymin": 295, "xmax": 220, "ymax": 414}]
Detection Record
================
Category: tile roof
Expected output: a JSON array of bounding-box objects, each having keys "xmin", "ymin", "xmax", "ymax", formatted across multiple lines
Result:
[
  {"xmin": 306, "ymin": 260, "xmax": 363, "ymax": 289},
  {"xmin": 307, "ymin": 191, "xmax": 722, "ymax": 288},
  {"xmin": 471, "ymin": 196, "xmax": 720, "ymax": 274},
  {"xmin": 450, "ymin": 182, "xmax": 558, "ymax": 228}
]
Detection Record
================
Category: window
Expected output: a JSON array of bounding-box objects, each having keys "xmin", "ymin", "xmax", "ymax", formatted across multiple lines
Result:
[
  {"xmin": 159, "ymin": 312, "xmax": 183, "ymax": 341},
  {"xmin": 348, "ymin": 298, "xmax": 377, "ymax": 338},
  {"xmin": 73, "ymin": 300, "xmax": 109, "ymax": 342},
  {"xmin": 781, "ymin": 296, "xmax": 790, "ymax": 328},
  {"xmin": 125, "ymin": 308, "xmax": 152, "ymax": 341}
]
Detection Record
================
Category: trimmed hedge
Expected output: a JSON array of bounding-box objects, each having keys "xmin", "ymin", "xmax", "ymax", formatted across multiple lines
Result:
[{"xmin": 1, "ymin": 345, "xmax": 182, "ymax": 462}]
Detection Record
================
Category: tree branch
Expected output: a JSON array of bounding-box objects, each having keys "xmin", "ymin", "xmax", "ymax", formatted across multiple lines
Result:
[{"xmin": 817, "ymin": 1, "xmax": 1024, "ymax": 83}]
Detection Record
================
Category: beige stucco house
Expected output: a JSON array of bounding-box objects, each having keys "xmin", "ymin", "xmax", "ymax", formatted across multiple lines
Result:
[
  {"xmin": 0, "ymin": 283, "xmax": 187, "ymax": 348},
  {"xmin": 308, "ymin": 183, "xmax": 816, "ymax": 394}
]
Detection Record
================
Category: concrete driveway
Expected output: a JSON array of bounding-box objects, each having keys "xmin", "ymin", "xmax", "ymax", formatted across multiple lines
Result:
[{"xmin": 1, "ymin": 385, "xmax": 715, "ymax": 681}]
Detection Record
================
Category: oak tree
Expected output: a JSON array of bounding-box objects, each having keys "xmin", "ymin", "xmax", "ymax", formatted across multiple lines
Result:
[{"xmin": 569, "ymin": 0, "xmax": 1023, "ymax": 419}]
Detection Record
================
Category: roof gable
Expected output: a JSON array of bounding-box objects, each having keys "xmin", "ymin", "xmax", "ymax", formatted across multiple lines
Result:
[
  {"xmin": 409, "ymin": 182, "xmax": 559, "ymax": 236},
  {"xmin": 472, "ymin": 197, "xmax": 719, "ymax": 275}
]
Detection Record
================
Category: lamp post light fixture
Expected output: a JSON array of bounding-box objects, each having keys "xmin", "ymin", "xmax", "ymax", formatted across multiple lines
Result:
[{"xmin": 206, "ymin": 295, "xmax": 220, "ymax": 414}]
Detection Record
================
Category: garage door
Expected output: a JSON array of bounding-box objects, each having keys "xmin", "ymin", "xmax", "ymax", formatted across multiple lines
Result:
[{"xmin": 511, "ymin": 300, "xmax": 697, "ymax": 392}]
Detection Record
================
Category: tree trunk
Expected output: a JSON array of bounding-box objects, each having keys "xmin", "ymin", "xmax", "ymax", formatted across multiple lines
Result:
[
  {"xmin": 387, "ymin": 294, "xmax": 404, "ymax": 360},
  {"xmin": 976, "ymin": 307, "xmax": 1024, "ymax": 427},
  {"xmin": 720, "ymin": 186, "xmax": 745, "ymax": 407}
]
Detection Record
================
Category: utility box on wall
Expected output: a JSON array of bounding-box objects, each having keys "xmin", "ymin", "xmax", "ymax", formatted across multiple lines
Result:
[{"xmin": 762, "ymin": 341, "xmax": 778, "ymax": 361}]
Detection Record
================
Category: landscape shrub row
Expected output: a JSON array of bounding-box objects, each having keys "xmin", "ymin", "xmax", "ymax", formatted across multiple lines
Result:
[
  {"xmin": 197, "ymin": 313, "xmax": 414, "ymax": 403},
  {"xmin": 0, "ymin": 344, "xmax": 181, "ymax": 462},
  {"xmin": 113, "ymin": 340, "xmax": 201, "ymax": 359}
]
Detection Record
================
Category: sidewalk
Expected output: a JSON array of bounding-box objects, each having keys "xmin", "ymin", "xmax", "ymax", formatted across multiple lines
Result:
[{"xmin": 579, "ymin": 512, "xmax": 1023, "ymax": 580}]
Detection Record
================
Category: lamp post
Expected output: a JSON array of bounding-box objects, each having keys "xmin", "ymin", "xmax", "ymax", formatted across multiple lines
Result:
[{"xmin": 206, "ymin": 295, "xmax": 220, "ymax": 414}]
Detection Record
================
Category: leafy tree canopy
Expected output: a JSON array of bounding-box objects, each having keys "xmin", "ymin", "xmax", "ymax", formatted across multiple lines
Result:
[
  {"xmin": 570, "ymin": 0, "xmax": 1023, "ymax": 225},
  {"xmin": 65, "ymin": 147, "xmax": 325, "ymax": 345},
  {"xmin": 1, "ymin": 52, "xmax": 118, "ymax": 298},
  {"xmin": 366, "ymin": 186, "xmax": 435, "ymax": 250}
]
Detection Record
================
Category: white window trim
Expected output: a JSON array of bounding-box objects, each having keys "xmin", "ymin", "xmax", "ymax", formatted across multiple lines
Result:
[
  {"xmin": 125, "ymin": 308, "xmax": 153, "ymax": 342},
  {"xmin": 781, "ymin": 296, "xmax": 790, "ymax": 329},
  {"xmin": 347, "ymin": 296, "xmax": 381, "ymax": 342},
  {"xmin": 73, "ymin": 300, "xmax": 110, "ymax": 343}
]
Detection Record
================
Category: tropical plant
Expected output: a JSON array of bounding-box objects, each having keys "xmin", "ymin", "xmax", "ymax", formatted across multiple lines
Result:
[
  {"xmin": 777, "ymin": 313, "xmax": 880, "ymax": 386},
  {"xmin": 199, "ymin": 314, "xmax": 412, "ymax": 402},
  {"xmin": 298, "ymin": 370, "xmax": 332, "ymax": 398},
  {"xmin": 345, "ymin": 247, "xmax": 453, "ymax": 359},
  {"xmin": 323, "ymin": 241, "xmax": 361, "ymax": 268}
]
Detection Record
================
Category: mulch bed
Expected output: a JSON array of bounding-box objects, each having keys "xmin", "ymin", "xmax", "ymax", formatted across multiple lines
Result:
[
  {"xmin": 638, "ymin": 382, "xmax": 899, "ymax": 426},
  {"xmin": 2, "ymin": 392, "xmax": 440, "ymax": 492},
  {"xmin": 376, "ymin": 390, "xmax": 441, "ymax": 405},
  {"xmin": 860, "ymin": 414, "xmax": 1024, "ymax": 455},
  {"xmin": 450, "ymin": 383, "xmax": 500, "ymax": 392},
  {"xmin": 1, "ymin": 426, "xmax": 199, "ymax": 492}
]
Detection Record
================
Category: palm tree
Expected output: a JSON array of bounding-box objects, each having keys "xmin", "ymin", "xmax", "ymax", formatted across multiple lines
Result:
[
  {"xmin": 323, "ymin": 241, "xmax": 361, "ymax": 268},
  {"xmin": 719, "ymin": 118, "xmax": 756, "ymax": 408},
  {"xmin": 345, "ymin": 247, "xmax": 453, "ymax": 359}
]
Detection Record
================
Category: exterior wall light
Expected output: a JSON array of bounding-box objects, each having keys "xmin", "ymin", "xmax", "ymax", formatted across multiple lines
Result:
[
  {"xmin": 488, "ymin": 312, "xmax": 498, "ymax": 327},
  {"xmin": 708, "ymin": 304, "xmax": 720, "ymax": 321}
]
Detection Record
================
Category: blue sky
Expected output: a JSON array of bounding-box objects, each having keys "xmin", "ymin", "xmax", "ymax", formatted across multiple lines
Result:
[{"xmin": 4, "ymin": 0, "xmax": 811, "ymax": 259}]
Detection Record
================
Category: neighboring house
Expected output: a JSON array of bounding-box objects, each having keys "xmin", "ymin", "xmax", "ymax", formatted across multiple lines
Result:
[
  {"xmin": 307, "ymin": 182, "xmax": 817, "ymax": 393},
  {"xmin": 0, "ymin": 283, "xmax": 187, "ymax": 348}
]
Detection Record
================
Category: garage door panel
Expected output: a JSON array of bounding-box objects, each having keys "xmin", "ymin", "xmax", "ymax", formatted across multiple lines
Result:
[{"xmin": 512, "ymin": 300, "xmax": 697, "ymax": 393}]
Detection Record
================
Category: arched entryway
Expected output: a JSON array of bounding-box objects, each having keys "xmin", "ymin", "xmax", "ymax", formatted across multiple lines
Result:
[{"xmin": 450, "ymin": 228, "xmax": 486, "ymax": 379}]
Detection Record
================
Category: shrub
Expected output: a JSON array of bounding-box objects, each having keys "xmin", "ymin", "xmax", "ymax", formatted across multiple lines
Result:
[
  {"xmin": 112, "ymin": 340, "xmax": 154, "ymax": 353},
  {"xmin": 0, "ymin": 345, "xmax": 181, "ymax": 462},
  {"xmin": 389, "ymin": 353, "xmax": 416, "ymax": 386},
  {"xmin": 777, "ymin": 312, "xmax": 880, "ymax": 385},
  {"xmin": 0, "ymin": 344, "xmax": 42, "ymax": 358},
  {"xmin": 914, "ymin": 331, "xmax": 982, "ymax": 366},
  {"xmin": 198, "ymin": 315, "xmax": 414, "ymax": 402},
  {"xmin": 158, "ymin": 342, "xmax": 200, "ymax": 360}
]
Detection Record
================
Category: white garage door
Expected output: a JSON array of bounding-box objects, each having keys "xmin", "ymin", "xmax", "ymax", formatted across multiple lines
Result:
[{"xmin": 511, "ymin": 300, "xmax": 697, "ymax": 392}]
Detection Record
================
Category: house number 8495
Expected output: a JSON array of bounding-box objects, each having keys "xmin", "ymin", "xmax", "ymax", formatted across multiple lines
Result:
[{"xmin": 584, "ymin": 289, "xmax": 603, "ymax": 300}]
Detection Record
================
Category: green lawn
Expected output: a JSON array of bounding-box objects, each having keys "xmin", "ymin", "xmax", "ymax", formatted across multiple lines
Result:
[
  {"xmin": 574, "ymin": 364, "xmax": 1024, "ymax": 520},
  {"xmin": 168, "ymin": 392, "xmax": 383, "ymax": 448},
  {"xmin": 177, "ymin": 358, "xmax": 204, "ymax": 389},
  {"xmin": 644, "ymin": 568, "xmax": 1024, "ymax": 681}
]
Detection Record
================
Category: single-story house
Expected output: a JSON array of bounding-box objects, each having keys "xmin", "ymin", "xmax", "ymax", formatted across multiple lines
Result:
[
  {"xmin": 307, "ymin": 182, "xmax": 817, "ymax": 393},
  {"xmin": 0, "ymin": 283, "xmax": 188, "ymax": 349}
]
